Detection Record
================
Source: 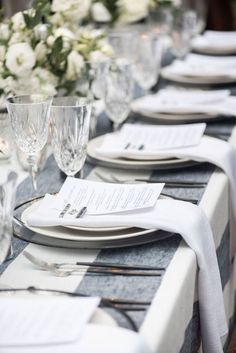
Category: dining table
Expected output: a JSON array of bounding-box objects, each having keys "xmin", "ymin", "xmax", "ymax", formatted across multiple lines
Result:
[{"xmin": 0, "ymin": 71, "xmax": 236, "ymax": 353}]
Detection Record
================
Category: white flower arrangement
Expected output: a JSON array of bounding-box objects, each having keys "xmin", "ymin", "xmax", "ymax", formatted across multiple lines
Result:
[
  {"xmin": 0, "ymin": 0, "xmax": 113, "ymax": 97},
  {"xmin": 89, "ymin": 0, "xmax": 180, "ymax": 25}
]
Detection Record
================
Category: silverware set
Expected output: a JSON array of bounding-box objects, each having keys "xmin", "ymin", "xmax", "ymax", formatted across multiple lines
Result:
[
  {"xmin": 94, "ymin": 171, "xmax": 202, "ymax": 204},
  {"xmin": 23, "ymin": 251, "xmax": 164, "ymax": 278}
]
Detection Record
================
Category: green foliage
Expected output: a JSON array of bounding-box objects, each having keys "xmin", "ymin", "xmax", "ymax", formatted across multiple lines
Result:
[
  {"xmin": 31, "ymin": 0, "xmax": 51, "ymax": 17},
  {"xmin": 23, "ymin": 11, "xmax": 42, "ymax": 29},
  {"xmin": 23, "ymin": 0, "xmax": 51, "ymax": 29},
  {"xmin": 49, "ymin": 36, "xmax": 69, "ymax": 75}
]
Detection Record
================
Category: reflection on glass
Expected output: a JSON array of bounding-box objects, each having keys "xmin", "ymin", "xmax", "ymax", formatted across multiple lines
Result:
[{"xmin": 50, "ymin": 97, "xmax": 91, "ymax": 177}]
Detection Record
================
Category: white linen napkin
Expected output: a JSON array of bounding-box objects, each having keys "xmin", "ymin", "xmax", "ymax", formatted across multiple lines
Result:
[
  {"xmin": 131, "ymin": 88, "xmax": 235, "ymax": 115},
  {"xmin": 164, "ymin": 54, "xmax": 236, "ymax": 78},
  {"xmin": 3, "ymin": 324, "xmax": 151, "ymax": 353},
  {"xmin": 26, "ymin": 194, "xmax": 228, "ymax": 353},
  {"xmin": 192, "ymin": 31, "xmax": 236, "ymax": 52},
  {"xmin": 96, "ymin": 134, "xmax": 236, "ymax": 254}
]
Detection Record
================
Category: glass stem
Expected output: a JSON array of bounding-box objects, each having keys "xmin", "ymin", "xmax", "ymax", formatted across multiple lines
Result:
[
  {"xmin": 113, "ymin": 122, "xmax": 120, "ymax": 132},
  {"xmin": 27, "ymin": 154, "xmax": 37, "ymax": 191}
]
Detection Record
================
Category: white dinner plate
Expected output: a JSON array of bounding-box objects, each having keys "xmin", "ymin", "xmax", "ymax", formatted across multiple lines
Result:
[
  {"xmin": 87, "ymin": 134, "xmax": 194, "ymax": 170},
  {"xmin": 13, "ymin": 199, "xmax": 172, "ymax": 249},
  {"xmin": 131, "ymin": 100, "xmax": 219, "ymax": 124},
  {"xmin": 161, "ymin": 67, "xmax": 236, "ymax": 85}
]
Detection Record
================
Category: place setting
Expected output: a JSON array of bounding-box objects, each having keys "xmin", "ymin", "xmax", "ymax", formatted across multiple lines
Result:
[
  {"xmin": 192, "ymin": 30, "xmax": 236, "ymax": 55},
  {"xmin": 131, "ymin": 87, "xmax": 236, "ymax": 123},
  {"xmin": 161, "ymin": 53, "xmax": 236, "ymax": 85}
]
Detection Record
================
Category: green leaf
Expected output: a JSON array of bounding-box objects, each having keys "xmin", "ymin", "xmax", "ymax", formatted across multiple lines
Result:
[
  {"xmin": 32, "ymin": 0, "xmax": 51, "ymax": 16},
  {"xmin": 52, "ymin": 36, "xmax": 63, "ymax": 56}
]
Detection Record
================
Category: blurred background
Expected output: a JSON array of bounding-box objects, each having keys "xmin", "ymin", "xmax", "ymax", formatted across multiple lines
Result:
[{"xmin": 1, "ymin": 0, "xmax": 236, "ymax": 30}]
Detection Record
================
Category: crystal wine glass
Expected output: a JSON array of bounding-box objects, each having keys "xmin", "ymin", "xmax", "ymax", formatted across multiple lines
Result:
[
  {"xmin": 104, "ymin": 60, "xmax": 134, "ymax": 131},
  {"xmin": 6, "ymin": 95, "xmax": 52, "ymax": 191},
  {"xmin": 50, "ymin": 96, "xmax": 91, "ymax": 178},
  {"xmin": 132, "ymin": 31, "xmax": 162, "ymax": 94}
]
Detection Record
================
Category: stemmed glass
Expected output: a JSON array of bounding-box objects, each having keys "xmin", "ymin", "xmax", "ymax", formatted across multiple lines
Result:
[
  {"xmin": 50, "ymin": 96, "xmax": 91, "ymax": 178},
  {"xmin": 104, "ymin": 60, "xmax": 134, "ymax": 131},
  {"xmin": 6, "ymin": 95, "xmax": 52, "ymax": 191},
  {"xmin": 132, "ymin": 31, "xmax": 162, "ymax": 94}
]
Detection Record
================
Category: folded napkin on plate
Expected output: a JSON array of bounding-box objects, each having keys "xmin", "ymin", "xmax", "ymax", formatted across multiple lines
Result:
[
  {"xmin": 131, "ymin": 88, "xmax": 236, "ymax": 115},
  {"xmin": 97, "ymin": 132, "xmax": 236, "ymax": 253},
  {"xmin": 192, "ymin": 31, "xmax": 236, "ymax": 52},
  {"xmin": 96, "ymin": 123, "xmax": 206, "ymax": 159},
  {"xmin": 26, "ymin": 192, "xmax": 227, "ymax": 353},
  {"xmin": 164, "ymin": 54, "xmax": 236, "ymax": 78}
]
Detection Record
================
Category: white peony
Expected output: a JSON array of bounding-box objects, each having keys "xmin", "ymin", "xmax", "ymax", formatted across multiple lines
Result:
[
  {"xmin": 117, "ymin": 0, "xmax": 150, "ymax": 24},
  {"xmin": 52, "ymin": 0, "xmax": 91, "ymax": 20},
  {"xmin": 0, "ymin": 46, "xmax": 6, "ymax": 62},
  {"xmin": 6, "ymin": 43, "xmax": 36, "ymax": 77},
  {"xmin": 91, "ymin": 3, "xmax": 112, "ymax": 22},
  {"xmin": 35, "ymin": 42, "xmax": 48, "ymax": 61},
  {"xmin": 65, "ymin": 51, "xmax": 84, "ymax": 81},
  {"xmin": 11, "ymin": 12, "xmax": 26, "ymax": 31}
]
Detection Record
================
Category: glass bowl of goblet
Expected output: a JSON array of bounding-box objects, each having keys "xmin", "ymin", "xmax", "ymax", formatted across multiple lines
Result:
[{"xmin": 50, "ymin": 96, "xmax": 92, "ymax": 178}]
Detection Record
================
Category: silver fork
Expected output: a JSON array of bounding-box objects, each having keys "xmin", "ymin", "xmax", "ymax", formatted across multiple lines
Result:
[
  {"xmin": 94, "ymin": 172, "xmax": 199, "ymax": 204},
  {"xmin": 23, "ymin": 251, "xmax": 163, "ymax": 277}
]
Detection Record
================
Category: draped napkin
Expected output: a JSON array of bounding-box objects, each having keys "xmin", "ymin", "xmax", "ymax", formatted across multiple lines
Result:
[
  {"xmin": 3, "ymin": 324, "xmax": 151, "ymax": 353},
  {"xmin": 164, "ymin": 54, "xmax": 236, "ymax": 78},
  {"xmin": 192, "ymin": 31, "xmax": 236, "ymax": 53},
  {"xmin": 26, "ymin": 190, "xmax": 228, "ymax": 353},
  {"xmin": 131, "ymin": 88, "xmax": 236, "ymax": 116}
]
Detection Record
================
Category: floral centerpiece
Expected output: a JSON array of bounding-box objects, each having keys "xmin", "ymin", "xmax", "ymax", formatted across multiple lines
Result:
[
  {"xmin": 88, "ymin": 0, "xmax": 181, "ymax": 25},
  {"xmin": 0, "ymin": 0, "xmax": 113, "ymax": 99}
]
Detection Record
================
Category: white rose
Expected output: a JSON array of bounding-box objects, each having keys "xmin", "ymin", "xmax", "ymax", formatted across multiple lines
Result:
[
  {"xmin": 117, "ymin": 0, "xmax": 150, "ymax": 24},
  {"xmin": 54, "ymin": 28, "xmax": 75, "ymax": 40},
  {"xmin": 0, "ymin": 46, "xmax": 6, "ymax": 62},
  {"xmin": 11, "ymin": 12, "xmax": 25, "ymax": 31},
  {"xmin": 52, "ymin": 0, "xmax": 91, "ymax": 20},
  {"xmin": 65, "ymin": 51, "xmax": 84, "ymax": 81},
  {"xmin": 9, "ymin": 31, "xmax": 30, "ymax": 45},
  {"xmin": 33, "ymin": 67, "xmax": 58, "ymax": 87},
  {"xmin": 32, "ymin": 68, "xmax": 58, "ymax": 95},
  {"xmin": 0, "ymin": 24, "xmax": 10, "ymax": 40},
  {"xmin": 6, "ymin": 43, "xmax": 36, "ymax": 77},
  {"xmin": 91, "ymin": 3, "xmax": 112, "ymax": 22},
  {"xmin": 35, "ymin": 42, "xmax": 48, "ymax": 61}
]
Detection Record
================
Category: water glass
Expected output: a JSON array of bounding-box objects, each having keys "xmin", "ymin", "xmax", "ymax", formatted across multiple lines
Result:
[
  {"xmin": 170, "ymin": 9, "xmax": 196, "ymax": 58},
  {"xmin": 50, "ymin": 97, "xmax": 91, "ymax": 177},
  {"xmin": 6, "ymin": 95, "xmax": 52, "ymax": 191},
  {"xmin": 132, "ymin": 32, "xmax": 162, "ymax": 92},
  {"xmin": 0, "ymin": 171, "xmax": 17, "ymax": 265},
  {"xmin": 104, "ymin": 60, "xmax": 134, "ymax": 131}
]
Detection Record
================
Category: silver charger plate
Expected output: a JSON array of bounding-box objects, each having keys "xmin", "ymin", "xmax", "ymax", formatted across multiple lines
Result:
[
  {"xmin": 161, "ymin": 67, "xmax": 236, "ymax": 85},
  {"xmin": 87, "ymin": 134, "xmax": 196, "ymax": 170},
  {"xmin": 13, "ymin": 198, "xmax": 172, "ymax": 249}
]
